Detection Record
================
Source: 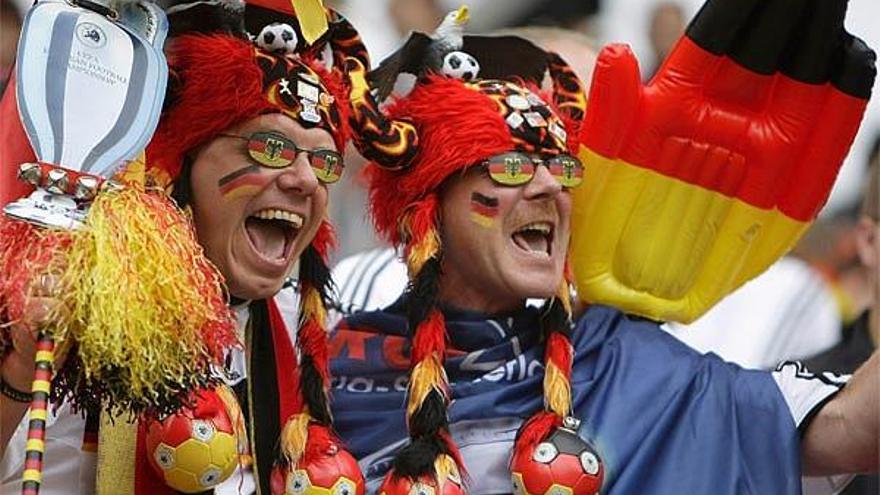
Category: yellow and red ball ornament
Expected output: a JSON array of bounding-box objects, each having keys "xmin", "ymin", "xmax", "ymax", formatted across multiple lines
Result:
[
  {"xmin": 270, "ymin": 440, "xmax": 364, "ymax": 495},
  {"xmin": 145, "ymin": 386, "xmax": 248, "ymax": 493},
  {"xmin": 379, "ymin": 455, "xmax": 465, "ymax": 495},
  {"xmin": 510, "ymin": 417, "xmax": 603, "ymax": 495}
]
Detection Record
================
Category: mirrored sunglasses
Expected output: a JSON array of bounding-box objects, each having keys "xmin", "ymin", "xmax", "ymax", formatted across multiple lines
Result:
[
  {"xmin": 481, "ymin": 151, "xmax": 584, "ymax": 188},
  {"xmin": 220, "ymin": 131, "xmax": 345, "ymax": 184}
]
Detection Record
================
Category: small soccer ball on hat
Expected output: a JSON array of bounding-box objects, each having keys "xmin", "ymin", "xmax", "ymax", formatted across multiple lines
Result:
[
  {"xmin": 510, "ymin": 417, "xmax": 604, "ymax": 495},
  {"xmin": 270, "ymin": 440, "xmax": 365, "ymax": 495},
  {"xmin": 379, "ymin": 457, "xmax": 465, "ymax": 495},
  {"xmin": 257, "ymin": 22, "xmax": 299, "ymax": 55},
  {"xmin": 145, "ymin": 386, "xmax": 247, "ymax": 493},
  {"xmin": 441, "ymin": 51, "xmax": 480, "ymax": 81}
]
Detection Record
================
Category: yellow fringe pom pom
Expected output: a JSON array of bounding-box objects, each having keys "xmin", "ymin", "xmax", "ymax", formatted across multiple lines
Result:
[{"xmin": 54, "ymin": 185, "xmax": 238, "ymax": 414}]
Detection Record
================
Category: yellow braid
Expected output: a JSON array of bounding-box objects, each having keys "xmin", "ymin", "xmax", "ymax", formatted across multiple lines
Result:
[
  {"xmin": 279, "ymin": 412, "xmax": 312, "ymax": 467},
  {"xmin": 300, "ymin": 286, "xmax": 326, "ymax": 323},
  {"xmin": 543, "ymin": 361, "xmax": 572, "ymax": 417},
  {"xmin": 406, "ymin": 227, "xmax": 440, "ymax": 277},
  {"xmin": 406, "ymin": 356, "xmax": 447, "ymax": 420},
  {"xmin": 543, "ymin": 280, "xmax": 573, "ymax": 417},
  {"xmin": 434, "ymin": 453, "xmax": 459, "ymax": 491}
]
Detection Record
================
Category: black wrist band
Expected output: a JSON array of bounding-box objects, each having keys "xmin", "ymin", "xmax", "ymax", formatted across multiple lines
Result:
[{"xmin": 0, "ymin": 377, "xmax": 31, "ymax": 403}]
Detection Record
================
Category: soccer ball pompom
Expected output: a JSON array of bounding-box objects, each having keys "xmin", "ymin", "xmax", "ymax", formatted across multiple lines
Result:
[
  {"xmin": 257, "ymin": 22, "xmax": 299, "ymax": 55},
  {"xmin": 270, "ymin": 442, "xmax": 365, "ymax": 495},
  {"xmin": 379, "ymin": 463, "xmax": 465, "ymax": 495},
  {"xmin": 441, "ymin": 51, "xmax": 480, "ymax": 81},
  {"xmin": 145, "ymin": 388, "xmax": 244, "ymax": 493},
  {"xmin": 510, "ymin": 426, "xmax": 603, "ymax": 495}
]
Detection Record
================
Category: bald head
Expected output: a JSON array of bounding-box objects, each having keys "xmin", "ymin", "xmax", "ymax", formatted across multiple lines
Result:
[{"xmin": 491, "ymin": 26, "xmax": 598, "ymax": 87}]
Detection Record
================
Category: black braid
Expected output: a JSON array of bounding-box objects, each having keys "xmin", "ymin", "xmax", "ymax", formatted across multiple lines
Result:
[
  {"xmin": 409, "ymin": 389, "xmax": 448, "ymax": 437},
  {"xmin": 405, "ymin": 255, "xmax": 442, "ymax": 332},
  {"xmin": 539, "ymin": 295, "xmax": 573, "ymax": 340},
  {"xmin": 299, "ymin": 245, "xmax": 336, "ymax": 306},
  {"xmin": 300, "ymin": 355, "xmax": 331, "ymax": 424},
  {"xmin": 391, "ymin": 436, "xmax": 447, "ymax": 479},
  {"xmin": 169, "ymin": 155, "xmax": 194, "ymax": 209},
  {"xmin": 392, "ymin": 253, "xmax": 452, "ymax": 477}
]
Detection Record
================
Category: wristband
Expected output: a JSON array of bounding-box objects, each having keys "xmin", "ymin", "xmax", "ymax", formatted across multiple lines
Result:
[{"xmin": 0, "ymin": 377, "xmax": 31, "ymax": 403}]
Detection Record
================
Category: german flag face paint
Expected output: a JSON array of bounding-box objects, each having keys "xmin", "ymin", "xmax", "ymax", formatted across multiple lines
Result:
[
  {"xmin": 483, "ymin": 152, "xmax": 584, "ymax": 188},
  {"xmin": 217, "ymin": 164, "xmax": 266, "ymax": 200},
  {"xmin": 470, "ymin": 192, "xmax": 500, "ymax": 228},
  {"xmin": 571, "ymin": 0, "xmax": 876, "ymax": 323},
  {"xmin": 222, "ymin": 131, "xmax": 345, "ymax": 184}
]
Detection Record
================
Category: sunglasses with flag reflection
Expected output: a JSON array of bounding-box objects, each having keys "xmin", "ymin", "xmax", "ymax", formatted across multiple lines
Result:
[
  {"xmin": 480, "ymin": 151, "xmax": 584, "ymax": 188},
  {"xmin": 219, "ymin": 131, "xmax": 345, "ymax": 184}
]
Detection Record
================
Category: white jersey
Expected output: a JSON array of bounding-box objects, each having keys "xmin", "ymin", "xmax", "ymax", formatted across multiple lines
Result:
[{"xmin": 665, "ymin": 257, "xmax": 841, "ymax": 369}]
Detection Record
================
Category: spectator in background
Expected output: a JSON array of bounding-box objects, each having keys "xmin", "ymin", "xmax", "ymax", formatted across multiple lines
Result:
[
  {"xmin": 645, "ymin": 1, "xmax": 685, "ymax": 79},
  {"xmin": 796, "ymin": 217, "xmax": 872, "ymax": 323},
  {"xmin": 0, "ymin": 0, "xmax": 22, "ymax": 92},
  {"xmin": 494, "ymin": 26, "xmax": 597, "ymax": 82},
  {"xmin": 388, "ymin": 0, "xmax": 443, "ymax": 37},
  {"xmin": 795, "ymin": 135, "xmax": 880, "ymax": 324},
  {"xmin": 802, "ymin": 144, "xmax": 880, "ymax": 495},
  {"xmin": 507, "ymin": 0, "xmax": 601, "ymax": 37}
]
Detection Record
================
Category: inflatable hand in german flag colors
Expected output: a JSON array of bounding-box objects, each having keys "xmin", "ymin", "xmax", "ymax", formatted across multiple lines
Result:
[{"xmin": 569, "ymin": 0, "xmax": 876, "ymax": 323}]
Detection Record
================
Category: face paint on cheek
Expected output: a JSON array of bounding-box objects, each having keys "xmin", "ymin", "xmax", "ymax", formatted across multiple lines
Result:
[
  {"xmin": 217, "ymin": 164, "xmax": 268, "ymax": 200},
  {"xmin": 470, "ymin": 192, "xmax": 500, "ymax": 228}
]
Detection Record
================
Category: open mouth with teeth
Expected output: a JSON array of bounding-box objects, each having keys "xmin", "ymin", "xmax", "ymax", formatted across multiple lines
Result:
[
  {"xmin": 244, "ymin": 208, "xmax": 304, "ymax": 261},
  {"xmin": 511, "ymin": 221, "xmax": 554, "ymax": 257}
]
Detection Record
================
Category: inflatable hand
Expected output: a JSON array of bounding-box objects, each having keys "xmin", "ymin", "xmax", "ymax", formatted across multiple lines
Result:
[{"xmin": 570, "ymin": 0, "xmax": 876, "ymax": 322}]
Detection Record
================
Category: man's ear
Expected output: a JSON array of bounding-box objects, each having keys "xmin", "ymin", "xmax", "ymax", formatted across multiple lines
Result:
[{"xmin": 855, "ymin": 216, "xmax": 879, "ymax": 270}]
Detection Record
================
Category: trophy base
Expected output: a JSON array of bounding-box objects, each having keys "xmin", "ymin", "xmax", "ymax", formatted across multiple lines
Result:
[{"xmin": 3, "ymin": 188, "xmax": 87, "ymax": 230}]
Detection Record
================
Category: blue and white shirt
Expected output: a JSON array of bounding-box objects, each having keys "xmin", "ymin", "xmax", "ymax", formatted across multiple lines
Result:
[{"xmin": 330, "ymin": 302, "xmax": 845, "ymax": 494}]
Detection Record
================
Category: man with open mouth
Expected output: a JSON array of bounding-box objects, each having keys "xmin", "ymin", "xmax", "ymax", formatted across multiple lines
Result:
[
  {"xmin": 329, "ymin": 0, "xmax": 880, "ymax": 494},
  {"xmin": 135, "ymin": 2, "xmax": 367, "ymax": 493},
  {"xmin": 1, "ymin": 0, "xmax": 370, "ymax": 493}
]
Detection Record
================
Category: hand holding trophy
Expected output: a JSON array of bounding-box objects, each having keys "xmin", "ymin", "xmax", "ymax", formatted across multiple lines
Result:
[{"xmin": 0, "ymin": 1, "xmax": 238, "ymax": 493}]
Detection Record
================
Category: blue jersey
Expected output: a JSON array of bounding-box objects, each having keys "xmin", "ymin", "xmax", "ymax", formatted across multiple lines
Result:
[{"xmin": 330, "ymin": 302, "xmax": 831, "ymax": 494}]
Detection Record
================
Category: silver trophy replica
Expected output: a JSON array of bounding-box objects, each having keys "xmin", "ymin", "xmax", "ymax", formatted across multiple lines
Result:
[{"xmin": 6, "ymin": 0, "xmax": 167, "ymax": 228}]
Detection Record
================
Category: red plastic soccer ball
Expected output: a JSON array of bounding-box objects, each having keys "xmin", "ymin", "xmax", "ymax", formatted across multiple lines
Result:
[
  {"xmin": 270, "ymin": 442, "xmax": 365, "ymax": 495},
  {"xmin": 145, "ymin": 387, "xmax": 246, "ymax": 493},
  {"xmin": 379, "ymin": 460, "xmax": 465, "ymax": 495},
  {"xmin": 510, "ymin": 418, "xmax": 604, "ymax": 495}
]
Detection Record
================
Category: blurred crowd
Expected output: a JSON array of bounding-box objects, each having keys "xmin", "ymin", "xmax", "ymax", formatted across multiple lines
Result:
[{"xmin": 1, "ymin": 0, "xmax": 878, "ymax": 490}]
